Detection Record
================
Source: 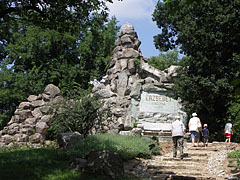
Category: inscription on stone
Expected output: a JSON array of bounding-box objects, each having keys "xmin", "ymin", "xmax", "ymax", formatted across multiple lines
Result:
[{"xmin": 139, "ymin": 91, "xmax": 180, "ymax": 113}]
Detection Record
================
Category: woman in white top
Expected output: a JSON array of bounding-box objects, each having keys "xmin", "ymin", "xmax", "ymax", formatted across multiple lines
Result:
[{"xmin": 188, "ymin": 113, "xmax": 202, "ymax": 147}]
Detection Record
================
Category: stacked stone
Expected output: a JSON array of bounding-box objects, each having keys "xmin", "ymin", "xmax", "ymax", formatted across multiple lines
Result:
[
  {"xmin": 104, "ymin": 23, "xmax": 143, "ymax": 96},
  {"xmin": 93, "ymin": 23, "xmax": 184, "ymax": 134},
  {"xmin": 92, "ymin": 23, "xmax": 145, "ymax": 132},
  {"xmin": 0, "ymin": 84, "xmax": 61, "ymax": 146}
]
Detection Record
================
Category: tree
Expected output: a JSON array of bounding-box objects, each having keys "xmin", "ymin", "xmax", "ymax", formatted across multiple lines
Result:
[
  {"xmin": 153, "ymin": 0, "xmax": 240, "ymax": 139},
  {"xmin": 227, "ymin": 96, "xmax": 240, "ymax": 142},
  {"xmin": 0, "ymin": 1, "xmax": 120, "ymax": 129},
  {"xmin": 148, "ymin": 48, "xmax": 182, "ymax": 70},
  {"xmin": 0, "ymin": 0, "xmax": 113, "ymax": 62}
]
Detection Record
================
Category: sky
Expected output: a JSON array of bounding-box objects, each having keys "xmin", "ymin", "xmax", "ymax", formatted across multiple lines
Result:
[{"xmin": 106, "ymin": 0, "xmax": 160, "ymax": 59}]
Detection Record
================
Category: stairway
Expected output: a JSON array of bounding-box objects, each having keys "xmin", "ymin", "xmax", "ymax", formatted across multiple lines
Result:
[{"xmin": 146, "ymin": 142, "xmax": 227, "ymax": 180}]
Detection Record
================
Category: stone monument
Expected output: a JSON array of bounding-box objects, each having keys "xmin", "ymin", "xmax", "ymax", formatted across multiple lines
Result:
[
  {"xmin": 93, "ymin": 23, "xmax": 186, "ymax": 140},
  {"xmin": 0, "ymin": 23, "xmax": 186, "ymax": 145}
]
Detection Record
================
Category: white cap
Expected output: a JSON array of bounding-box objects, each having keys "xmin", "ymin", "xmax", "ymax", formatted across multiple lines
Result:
[
  {"xmin": 192, "ymin": 113, "xmax": 197, "ymax": 117},
  {"xmin": 175, "ymin": 116, "xmax": 180, "ymax": 119}
]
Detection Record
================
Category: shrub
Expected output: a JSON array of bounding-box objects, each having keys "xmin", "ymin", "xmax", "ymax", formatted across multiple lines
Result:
[
  {"xmin": 68, "ymin": 133, "xmax": 161, "ymax": 160},
  {"xmin": 227, "ymin": 150, "xmax": 240, "ymax": 170},
  {"xmin": 49, "ymin": 90, "xmax": 111, "ymax": 139},
  {"xmin": 228, "ymin": 150, "xmax": 240, "ymax": 158}
]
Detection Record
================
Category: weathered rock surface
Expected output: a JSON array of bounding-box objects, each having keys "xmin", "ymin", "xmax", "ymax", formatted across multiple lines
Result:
[
  {"xmin": 92, "ymin": 23, "xmax": 185, "ymax": 136},
  {"xmin": 85, "ymin": 150, "xmax": 124, "ymax": 179},
  {"xmin": 0, "ymin": 84, "xmax": 61, "ymax": 145},
  {"xmin": 57, "ymin": 132, "xmax": 84, "ymax": 149}
]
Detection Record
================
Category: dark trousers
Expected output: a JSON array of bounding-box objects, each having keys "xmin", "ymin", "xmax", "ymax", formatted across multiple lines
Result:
[{"xmin": 172, "ymin": 136, "xmax": 184, "ymax": 157}]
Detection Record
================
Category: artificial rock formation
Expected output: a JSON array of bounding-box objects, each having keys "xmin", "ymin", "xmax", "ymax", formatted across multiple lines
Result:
[
  {"xmin": 0, "ymin": 84, "xmax": 62, "ymax": 146},
  {"xmin": 0, "ymin": 23, "xmax": 185, "ymax": 146},
  {"xmin": 93, "ymin": 23, "xmax": 185, "ymax": 136}
]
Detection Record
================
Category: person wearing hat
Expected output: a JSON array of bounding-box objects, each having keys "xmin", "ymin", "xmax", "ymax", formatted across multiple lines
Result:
[
  {"xmin": 225, "ymin": 119, "xmax": 233, "ymax": 143},
  {"xmin": 188, "ymin": 113, "xmax": 202, "ymax": 147},
  {"xmin": 202, "ymin": 124, "xmax": 209, "ymax": 147},
  {"xmin": 170, "ymin": 115, "xmax": 186, "ymax": 159}
]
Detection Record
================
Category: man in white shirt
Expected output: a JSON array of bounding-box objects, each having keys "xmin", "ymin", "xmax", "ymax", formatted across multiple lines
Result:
[{"xmin": 170, "ymin": 116, "xmax": 186, "ymax": 159}]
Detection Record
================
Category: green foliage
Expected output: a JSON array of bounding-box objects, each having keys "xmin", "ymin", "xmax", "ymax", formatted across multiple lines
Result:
[
  {"xmin": 0, "ymin": 1, "xmax": 120, "ymax": 128},
  {"xmin": 49, "ymin": 90, "xmax": 111, "ymax": 138},
  {"xmin": 153, "ymin": 0, "xmax": 240, "ymax": 139},
  {"xmin": 68, "ymin": 133, "xmax": 161, "ymax": 160},
  {"xmin": 0, "ymin": 147, "xmax": 74, "ymax": 180},
  {"xmin": 0, "ymin": 62, "xmax": 32, "ymax": 128},
  {"xmin": 227, "ymin": 97, "xmax": 240, "ymax": 142},
  {"xmin": 227, "ymin": 150, "xmax": 240, "ymax": 170},
  {"xmin": 0, "ymin": 0, "xmax": 112, "ymax": 30},
  {"xmin": 148, "ymin": 48, "xmax": 181, "ymax": 70},
  {"xmin": 0, "ymin": 133, "xmax": 158, "ymax": 179},
  {"xmin": 133, "ymin": 58, "xmax": 140, "ymax": 70},
  {"xmin": 133, "ymin": 122, "xmax": 138, "ymax": 128},
  {"xmin": 228, "ymin": 150, "xmax": 240, "ymax": 158}
]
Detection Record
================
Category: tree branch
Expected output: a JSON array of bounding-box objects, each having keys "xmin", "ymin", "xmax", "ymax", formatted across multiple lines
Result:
[{"xmin": 0, "ymin": 5, "xmax": 46, "ymax": 19}]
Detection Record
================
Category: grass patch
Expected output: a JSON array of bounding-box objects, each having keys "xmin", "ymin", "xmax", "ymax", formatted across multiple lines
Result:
[
  {"xmin": 227, "ymin": 150, "xmax": 240, "ymax": 170},
  {"xmin": 0, "ymin": 147, "xmax": 76, "ymax": 180},
  {"xmin": 228, "ymin": 150, "xmax": 240, "ymax": 158},
  {"xmin": 0, "ymin": 134, "xmax": 159, "ymax": 179},
  {"xmin": 68, "ymin": 133, "xmax": 161, "ymax": 160}
]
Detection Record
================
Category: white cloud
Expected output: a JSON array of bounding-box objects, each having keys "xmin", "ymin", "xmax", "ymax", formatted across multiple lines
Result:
[{"xmin": 106, "ymin": 0, "xmax": 156, "ymax": 20}]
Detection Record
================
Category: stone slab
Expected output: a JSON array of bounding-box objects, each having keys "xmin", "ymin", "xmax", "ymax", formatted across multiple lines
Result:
[
  {"xmin": 141, "ymin": 122, "xmax": 172, "ymax": 131},
  {"xmin": 139, "ymin": 91, "xmax": 181, "ymax": 113}
]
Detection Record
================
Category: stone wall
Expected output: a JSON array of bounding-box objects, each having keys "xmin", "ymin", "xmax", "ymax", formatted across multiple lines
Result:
[{"xmin": 0, "ymin": 84, "xmax": 62, "ymax": 146}]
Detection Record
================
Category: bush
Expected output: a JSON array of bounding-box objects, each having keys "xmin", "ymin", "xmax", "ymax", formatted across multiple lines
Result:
[
  {"xmin": 227, "ymin": 150, "xmax": 240, "ymax": 170},
  {"xmin": 49, "ymin": 90, "xmax": 111, "ymax": 139},
  {"xmin": 228, "ymin": 150, "xmax": 240, "ymax": 158},
  {"xmin": 68, "ymin": 133, "xmax": 161, "ymax": 160}
]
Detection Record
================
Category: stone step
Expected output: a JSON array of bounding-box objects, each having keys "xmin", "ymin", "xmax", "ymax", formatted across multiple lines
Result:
[
  {"xmin": 186, "ymin": 147, "xmax": 218, "ymax": 151},
  {"xmin": 151, "ymin": 174, "xmax": 216, "ymax": 180},
  {"xmin": 148, "ymin": 164, "xmax": 202, "ymax": 170},
  {"xmin": 162, "ymin": 156, "xmax": 208, "ymax": 162},
  {"xmin": 184, "ymin": 152, "xmax": 208, "ymax": 157},
  {"xmin": 143, "ymin": 133, "xmax": 172, "ymax": 138},
  {"xmin": 152, "ymin": 169, "xmax": 203, "ymax": 176},
  {"xmin": 143, "ymin": 130, "xmax": 171, "ymax": 136},
  {"xmin": 163, "ymin": 152, "xmax": 208, "ymax": 157},
  {"xmin": 163, "ymin": 162, "xmax": 205, "ymax": 167},
  {"xmin": 185, "ymin": 143, "xmax": 219, "ymax": 147},
  {"xmin": 149, "ymin": 160, "xmax": 207, "ymax": 167}
]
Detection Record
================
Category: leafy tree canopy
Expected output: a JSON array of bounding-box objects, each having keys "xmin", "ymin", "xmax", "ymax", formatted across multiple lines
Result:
[
  {"xmin": 148, "ymin": 48, "xmax": 182, "ymax": 71},
  {"xmin": 153, "ymin": 0, "xmax": 240, "ymax": 139},
  {"xmin": 0, "ymin": 0, "xmax": 120, "ymax": 128}
]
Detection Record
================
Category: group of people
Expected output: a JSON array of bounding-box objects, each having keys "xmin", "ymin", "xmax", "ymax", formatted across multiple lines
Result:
[{"xmin": 170, "ymin": 113, "xmax": 233, "ymax": 159}]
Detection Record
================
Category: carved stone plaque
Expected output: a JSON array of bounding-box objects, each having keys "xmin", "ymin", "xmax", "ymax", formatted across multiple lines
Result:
[{"xmin": 139, "ymin": 91, "xmax": 180, "ymax": 113}]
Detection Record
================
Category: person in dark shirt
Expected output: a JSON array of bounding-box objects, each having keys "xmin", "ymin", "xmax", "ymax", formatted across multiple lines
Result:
[{"xmin": 202, "ymin": 124, "xmax": 209, "ymax": 147}]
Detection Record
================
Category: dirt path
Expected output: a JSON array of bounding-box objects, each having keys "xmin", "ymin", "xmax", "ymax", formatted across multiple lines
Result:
[{"xmin": 124, "ymin": 142, "xmax": 240, "ymax": 180}]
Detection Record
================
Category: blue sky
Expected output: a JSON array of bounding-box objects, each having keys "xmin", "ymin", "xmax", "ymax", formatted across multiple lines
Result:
[{"xmin": 106, "ymin": 0, "xmax": 160, "ymax": 58}]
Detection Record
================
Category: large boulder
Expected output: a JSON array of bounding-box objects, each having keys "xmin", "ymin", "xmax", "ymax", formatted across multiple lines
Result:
[
  {"xmin": 44, "ymin": 84, "xmax": 61, "ymax": 98},
  {"xmin": 57, "ymin": 132, "xmax": 84, "ymax": 148},
  {"xmin": 85, "ymin": 150, "xmax": 124, "ymax": 179}
]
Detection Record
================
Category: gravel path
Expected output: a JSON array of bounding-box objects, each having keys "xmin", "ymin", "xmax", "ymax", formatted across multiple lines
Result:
[{"xmin": 207, "ymin": 142, "xmax": 239, "ymax": 179}]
